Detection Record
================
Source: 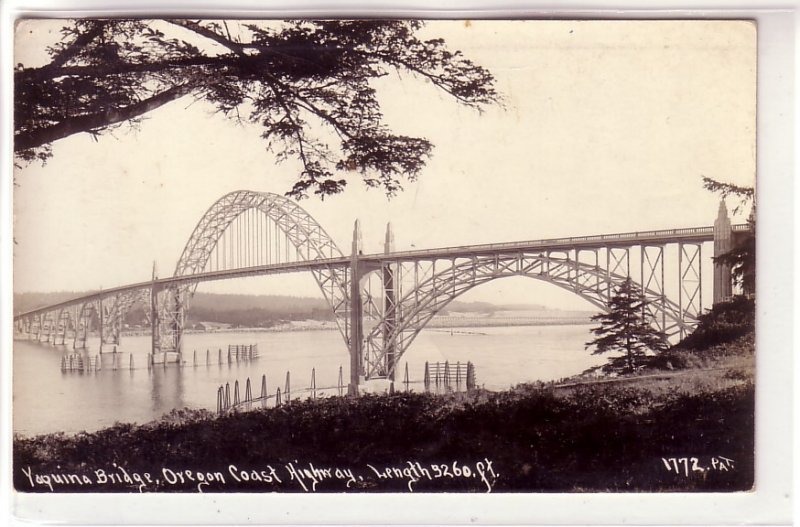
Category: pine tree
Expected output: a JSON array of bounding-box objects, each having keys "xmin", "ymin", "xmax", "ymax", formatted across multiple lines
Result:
[{"xmin": 586, "ymin": 278, "xmax": 669, "ymax": 374}]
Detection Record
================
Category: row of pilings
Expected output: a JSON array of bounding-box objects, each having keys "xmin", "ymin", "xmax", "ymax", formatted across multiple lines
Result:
[
  {"xmin": 61, "ymin": 351, "xmax": 134, "ymax": 373},
  {"xmin": 149, "ymin": 343, "xmax": 259, "ymax": 368},
  {"xmin": 217, "ymin": 361, "xmax": 478, "ymax": 414},
  {"xmin": 423, "ymin": 361, "xmax": 476, "ymax": 392},
  {"xmin": 216, "ymin": 366, "xmax": 346, "ymax": 413},
  {"xmin": 61, "ymin": 343, "xmax": 258, "ymax": 373}
]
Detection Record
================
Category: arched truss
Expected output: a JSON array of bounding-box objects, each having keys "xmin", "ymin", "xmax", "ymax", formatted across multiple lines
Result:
[
  {"xmin": 362, "ymin": 251, "xmax": 695, "ymax": 380},
  {"xmin": 153, "ymin": 190, "xmax": 352, "ymax": 352},
  {"xmin": 88, "ymin": 289, "xmax": 152, "ymax": 347}
]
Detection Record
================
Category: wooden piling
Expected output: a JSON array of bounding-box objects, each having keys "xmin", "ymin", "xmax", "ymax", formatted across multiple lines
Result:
[
  {"xmin": 193, "ymin": 350, "xmax": 197, "ymax": 366},
  {"xmin": 224, "ymin": 383, "xmax": 231, "ymax": 409},
  {"xmin": 404, "ymin": 362, "xmax": 410, "ymax": 392},
  {"xmin": 234, "ymin": 380, "xmax": 240, "ymax": 405},
  {"xmin": 130, "ymin": 354, "xmax": 134, "ymax": 370},
  {"xmin": 466, "ymin": 362, "xmax": 476, "ymax": 391},
  {"xmin": 206, "ymin": 349, "xmax": 210, "ymax": 366},
  {"xmin": 261, "ymin": 374, "xmax": 267, "ymax": 398},
  {"xmin": 245, "ymin": 378, "xmax": 252, "ymax": 402},
  {"xmin": 285, "ymin": 371, "xmax": 291, "ymax": 403},
  {"xmin": 276, "ymin": 387, "xmax": 282, "ymax": 407},
  {"xmin": 338, "ymin": 365, "xmax": 343, "ymax": 396},
  {"xmin": 218, "ymin": 348, "xmax": 222, "ymax": 364},
  {"xmin": 311, "ymin": 368, "xmax": 316, "ymax": 399},
  {"xmin": 424, "ymin": 361, "xmax": 430, "ymax": 392}
]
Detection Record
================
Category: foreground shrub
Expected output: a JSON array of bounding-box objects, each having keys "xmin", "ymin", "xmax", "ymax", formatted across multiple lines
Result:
[
  {"xmin": 676, "ymin": 296, "xmax": 754, "ymax": 352},
  {"xmin": 14, "ymin": 381, "xmax": 754, "ymax": 493}
]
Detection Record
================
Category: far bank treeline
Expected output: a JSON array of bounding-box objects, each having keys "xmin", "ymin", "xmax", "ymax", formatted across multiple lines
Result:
[{"xmin": 14, "ymin": 292, "xmax": 560, "ymax": 329}]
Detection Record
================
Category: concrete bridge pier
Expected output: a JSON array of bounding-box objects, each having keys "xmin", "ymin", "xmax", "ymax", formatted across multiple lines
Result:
[
  {"xmin": 348, "ymin": 220, "xmax": 365, "ymax": 395},
  {"xmin": 713, "ymin": 200, "xmax": 733, "ymax": 304}
]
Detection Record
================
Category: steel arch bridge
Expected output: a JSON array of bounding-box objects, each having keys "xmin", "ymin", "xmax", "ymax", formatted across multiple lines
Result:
[{"xmin": 14, "ymin": 190, "xmax": 749, "ymax": 393}]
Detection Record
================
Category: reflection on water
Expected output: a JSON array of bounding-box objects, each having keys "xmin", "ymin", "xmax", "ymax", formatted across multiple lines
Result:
[{"xmin": 13, "ymin": 325, "xmax": 603, "ymax": 436}]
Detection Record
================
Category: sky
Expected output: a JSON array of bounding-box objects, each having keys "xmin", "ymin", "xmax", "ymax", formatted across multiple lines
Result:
[{"xmin": 12, "ymin": 19, "xmax": 756, "ymax": 309}]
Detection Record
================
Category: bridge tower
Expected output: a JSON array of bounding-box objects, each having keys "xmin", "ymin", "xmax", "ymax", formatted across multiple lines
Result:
[
  {"xmin": 713, "ymin": 199, "xmax": 733, "ymax": 304},
  {"xmin": 348, "ymin": 220, "xmax": 365, "ymax": 394}
]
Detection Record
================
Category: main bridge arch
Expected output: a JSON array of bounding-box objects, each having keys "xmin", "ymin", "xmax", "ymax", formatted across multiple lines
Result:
[
  {"xmin": 361, "ymin": 251, "xmax": 694, "ymax": 380},
  {"xmin": 153, "ymin": 190, "xmax": 354, "ymax": 353}
]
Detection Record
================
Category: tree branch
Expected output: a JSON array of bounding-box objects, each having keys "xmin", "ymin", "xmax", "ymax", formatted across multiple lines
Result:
[
  {"xmin": 262, "ymin": 75, "xmax": 355, "ymax": 140},
  {"xmin": 16, "ymin": 56, "xmax": 221, "ymax": 83},
  {"xmin": 15, "ymin": 83, "xmax": 196, "ymax": 152},
  {"xmin": 166, "ymin": 20, "xmax": 247, "ymax": 56},
  {"xmin": 47, "ymin": 22, "xmax": 108, "ymax": 70}
]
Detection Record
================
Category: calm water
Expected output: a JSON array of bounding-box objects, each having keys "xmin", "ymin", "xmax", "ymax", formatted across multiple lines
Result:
[{"xmin": 13, "ymin": 324, "xmax": 602, "ymax": 436}]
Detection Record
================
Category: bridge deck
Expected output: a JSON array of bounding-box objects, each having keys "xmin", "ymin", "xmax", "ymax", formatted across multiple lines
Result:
[
  {"xmin": 14, "ymin": 224, "xmax": 749, "ymax": 321},
  {"xmin": 362, "ymin": 225, "xmax": 750, "ymax": 263}
]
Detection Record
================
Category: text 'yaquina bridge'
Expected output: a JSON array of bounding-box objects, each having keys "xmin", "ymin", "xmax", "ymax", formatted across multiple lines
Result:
[{"xmin": 14, "ymin": 191, "xmax": 751, "ymax": 393}]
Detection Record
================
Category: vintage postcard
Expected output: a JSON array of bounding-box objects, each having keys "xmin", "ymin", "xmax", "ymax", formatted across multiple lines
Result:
[{"xmin": 11, "ymin": 18, "xmax": 757, "ymax": 503}]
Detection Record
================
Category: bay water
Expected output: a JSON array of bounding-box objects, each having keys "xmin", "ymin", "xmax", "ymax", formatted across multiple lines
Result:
[{"xmin": 13, "ymin": 324, "xmax": 603, "ymax": 436}]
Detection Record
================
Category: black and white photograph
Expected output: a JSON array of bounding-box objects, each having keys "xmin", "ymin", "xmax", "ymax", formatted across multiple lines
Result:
[{"xmin": 10, "ymin": 15, "xmax": 764, "ymax": 503}]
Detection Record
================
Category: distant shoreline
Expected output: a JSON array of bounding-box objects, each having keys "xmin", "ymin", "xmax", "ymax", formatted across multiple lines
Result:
[{"xmin": 137, "ymin": 317, "xmax": 594, "ymax": 336}]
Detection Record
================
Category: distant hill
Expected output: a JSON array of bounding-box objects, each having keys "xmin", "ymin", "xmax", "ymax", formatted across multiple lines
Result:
[
  {"xmin": 14, "ymin": 291, "xmax": 101, "ymax": 314},
  {"xmin": 443, "ymin": 300, "xmax": 546, "ymax": 313},
  {"xmin": 13, "ymin": 292, "xmax": 592, "ymax": 328}
]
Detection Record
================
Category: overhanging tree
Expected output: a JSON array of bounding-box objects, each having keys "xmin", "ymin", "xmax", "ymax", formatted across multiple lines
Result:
[
  {"xmin": 586, "ymin": 278, "xmax": 669, "ymax": 374},
  {"xmin": 15, "ymin": 19, "xmax": 499, "ymax": 198}
]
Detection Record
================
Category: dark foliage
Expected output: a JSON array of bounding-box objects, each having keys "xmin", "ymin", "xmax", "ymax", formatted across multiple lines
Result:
[
  {"xmin": 676, "ymin": 296, "xmax": 755, "ymax": 353},
  {"xmin": 14, "ymin": 383, "xmax": 753, "ymax": 493},
  {"xmin": 15, "ymin": 20, "xmax": 499, "ymax": 198}
]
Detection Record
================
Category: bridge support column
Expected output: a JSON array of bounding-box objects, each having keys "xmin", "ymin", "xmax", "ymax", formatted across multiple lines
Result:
[
  {"xmin": 383, "ymin": 223, "xmax": 397, "ymax": 384},
  {"xmin": 713, "ymin": 200, "xmax": 733, "ymax": 304},
  {"xmin": 348, "ymin": 220, "xmax": 364, "ymax": 395},
  {"xmin": 100, "ymin": 296, "xmax": 123, "ymax": 350},
  {"xmin": 74, "ymin": 305, "xmax": 88, "ymax": 349},
  {"xmin": 46, "ymin": 313, "xmax": 56, "ymax": 344},
  {"xmin": 98, "ymin": 299, "xmax": 104, "ymax": 352},
  {"xmin": 678, "ymin": 242, "xmax": 703, "ymax": 337},
  {"xmin": 640, "ymin": 244, "xmax": 666, "ymax": 333}
]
